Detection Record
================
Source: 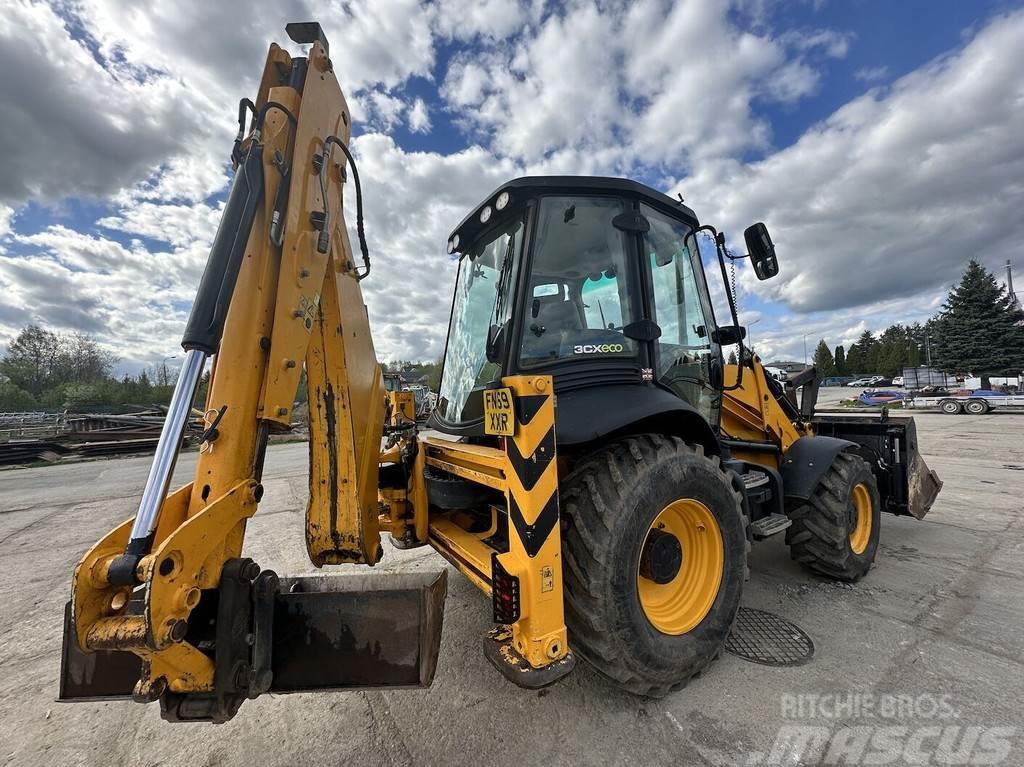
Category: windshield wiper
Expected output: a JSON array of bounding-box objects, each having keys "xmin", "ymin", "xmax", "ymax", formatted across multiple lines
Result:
[{"xmin": 491, "ymin": 232, "xmax": 516, "ymax": 323}]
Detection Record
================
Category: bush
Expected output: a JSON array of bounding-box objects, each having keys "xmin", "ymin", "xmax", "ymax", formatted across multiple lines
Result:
[{"xmin": 0, "ymin": 382, "xmax": 39, "ymax": 412}]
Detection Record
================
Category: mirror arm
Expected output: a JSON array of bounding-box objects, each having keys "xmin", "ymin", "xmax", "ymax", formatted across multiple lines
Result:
[{"xmin": 712, "ymin": 231, "xmax": 744, "ymax": 392}]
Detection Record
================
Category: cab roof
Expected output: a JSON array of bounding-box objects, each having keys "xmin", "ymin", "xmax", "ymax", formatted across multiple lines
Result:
[{"xmin": 448, "ymin": 175, "xmax": 699, "ymax": 251}]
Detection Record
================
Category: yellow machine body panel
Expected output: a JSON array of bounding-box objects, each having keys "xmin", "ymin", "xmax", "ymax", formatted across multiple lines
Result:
[{"xmin": 720, "ymin": 357, "xmax": 811, "ymax": 465}]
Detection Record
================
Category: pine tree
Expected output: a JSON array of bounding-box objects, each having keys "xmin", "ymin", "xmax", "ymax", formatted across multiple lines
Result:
[
  {"xmin": 727, "ymin": 350, "xmax": 738, "ymax": 365},
  {"xmin": 834, "ymin": 345, "xmax": 846, "ymax": 375},
  {"xmin": 846, "ymin": 343, "xmax": 863, "ymax": 375},
  {"xmin": 876, "ymin": 325, "xmax": 909, "ymax": 377},
  {"xmin": 856, "ymin": 330, "xmax": 877, "ymax": 373},
  {"xmin": 812, "ymin": 339, "xmax": 836, "ymax": 377},
  {"xmin": 931, "ymin": 260, "xmax": 1024, "ymax": 387}
]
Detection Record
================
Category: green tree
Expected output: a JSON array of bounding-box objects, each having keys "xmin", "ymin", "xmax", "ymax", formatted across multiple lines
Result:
[
  {"xmin": 727, "ymin": 349, "xmax": 738, "ymax": 365},
  {"xmin": 931, "ymin": 260, "xmax": 1024, "ymax": 387},
  {"xmin": 854, "ymin": 330, "xmax": 877, "ymax": 373},
  {"xmin": 845, "ymin": 343, "xmax": 863, "ymax": 375},
  {"xmin": 812, "ymin": 339, "xmax": 836, "ymax": 377},
  {"xmin": 876, "ymin": 325, "xmax": 908, "ymax": 377},
  {"xmin": 0, "ymin": 382, "xmax": 38, "ymax": 411},
  {"xmin": 1, "ymin": 325, "xmax": 118, "ymax": 401},
  {"xmin": 1, "ymin": 325, "xmax": 62, "ymax": 397},
  {"xmin": 385, "ymin": 359, "xmax": 442, "ymax": 392},
  {"xmin": 834, "ymin": 345, "xmax": 846, "ymax": 375}
]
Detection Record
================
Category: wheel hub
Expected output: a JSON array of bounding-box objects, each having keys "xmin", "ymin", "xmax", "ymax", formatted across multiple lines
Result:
[
  {"xmin": 638, "ymin": 528, "xmax": 682, "ymax": 584},
  {"xmin": 848, "ymin": 482, "xmax": 872, "ymax": 555},
  {"xmin": 637, "ymin": 498, "xmax": 724, "ymax": 636}
]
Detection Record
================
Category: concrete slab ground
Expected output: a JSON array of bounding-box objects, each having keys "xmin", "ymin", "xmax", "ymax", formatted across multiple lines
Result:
[{"xmin": 1, "ymin": 406, "xmax": 1022, "ymax": 766}]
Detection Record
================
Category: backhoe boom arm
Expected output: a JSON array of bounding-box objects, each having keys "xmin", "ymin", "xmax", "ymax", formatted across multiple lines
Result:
[{"xmin": 61, "ymin": 24, "xmax": 444, "ymax": 722}]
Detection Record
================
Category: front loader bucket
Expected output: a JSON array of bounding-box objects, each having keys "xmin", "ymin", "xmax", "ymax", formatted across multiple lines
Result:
[
  {"xmin": 812, "ymin": 414, "xmax": 942, "ymax": 519},
  {"xmin": 907, "ymin": 449, "xmax": 943, "ymax": 520},
  {"xmin": 60, "ymin": 569, "xmax": 447, "ymax": 710}
]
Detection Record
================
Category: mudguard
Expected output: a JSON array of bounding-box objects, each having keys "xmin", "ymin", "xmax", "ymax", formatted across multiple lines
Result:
[{"xmin": 780, "ymin": 436, "xmax": 856, "ymax": 503}]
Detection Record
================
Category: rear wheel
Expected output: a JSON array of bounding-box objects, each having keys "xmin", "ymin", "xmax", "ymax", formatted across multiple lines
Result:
[
  {"xmin": 560, "ymin": 436, "xmax": 747, "ymax": 697},
  {"xmin": 940, "ymin": 399, "xmax": 962, "ymax": 415},
  {"xmin": 786, "ymin": 453, "xmax": 880, "ymax": 581},
  {"xmin": 965, "ymin": 398, "xmax": 990, "ymax": 415}
]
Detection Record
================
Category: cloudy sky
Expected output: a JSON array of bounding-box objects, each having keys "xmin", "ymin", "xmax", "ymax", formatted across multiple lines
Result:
[{"xmin": 1, "ymin": 0, "xmax": 1022, "ymax": 370}]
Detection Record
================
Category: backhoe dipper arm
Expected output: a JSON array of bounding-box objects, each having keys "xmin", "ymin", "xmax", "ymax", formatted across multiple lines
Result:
[{"xmin": 61, "ymin": 24, "xmax": 440, "ymax": 723}]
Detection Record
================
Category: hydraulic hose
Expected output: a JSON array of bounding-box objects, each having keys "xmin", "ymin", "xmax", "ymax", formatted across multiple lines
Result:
[{"xmin": 324, "ymin": 135, "xmax": 371, "ymax": 280}]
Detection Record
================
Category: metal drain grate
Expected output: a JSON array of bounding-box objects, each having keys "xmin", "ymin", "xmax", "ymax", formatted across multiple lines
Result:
[{"xmin": 725, "ymin": 607, "xmax": 814, "ymax": 666}]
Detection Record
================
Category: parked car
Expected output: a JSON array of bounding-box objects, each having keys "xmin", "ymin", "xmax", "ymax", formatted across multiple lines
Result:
[
  {"xmin": 821, "ymin": 376, "xmax": 856, "ymax": 387},
  {"xmin": 892, "ymin": 376, "xmax": 904, "ymax": 387},
  {"xmin": 847, "ymin": 376, "xmax": 881, "ymax": 387}
]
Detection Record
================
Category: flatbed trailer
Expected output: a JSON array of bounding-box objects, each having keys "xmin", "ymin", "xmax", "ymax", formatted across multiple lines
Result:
[{"xmin": 905, "ymin": 394, "xmax": 1024, "ymax": 415}]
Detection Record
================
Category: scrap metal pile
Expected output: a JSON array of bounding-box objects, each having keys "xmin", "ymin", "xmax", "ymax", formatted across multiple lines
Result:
[{"xmin": 0, "ymin": 410, "xmax": 198, "ymax": 466}]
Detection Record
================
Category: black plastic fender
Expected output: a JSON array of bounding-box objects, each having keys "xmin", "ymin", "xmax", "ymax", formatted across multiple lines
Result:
[
  {"xmin": 780, "ymin": 435, "xmax": 856, "ymax": 503},
  {"xmin": 554, "ymin": 384, "xmax": 721, "ymax": 454}
]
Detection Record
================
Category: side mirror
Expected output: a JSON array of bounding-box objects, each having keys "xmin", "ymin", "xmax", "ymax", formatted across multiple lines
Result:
[
  {"xmin": 712, "ymin": 325, "xmax": 747, "ymax": 345},
  {"xmin": 744, "ymin": 222, "xmax": 778, "ymax": 280},
  {"xmin": 486, "ymin": 323, "xmax": 506, "ymax": 363}
]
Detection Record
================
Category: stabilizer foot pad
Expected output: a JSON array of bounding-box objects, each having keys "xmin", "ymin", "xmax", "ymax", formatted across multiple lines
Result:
[{"xmin": 482, "ymin": 626, "xmax": 576, "ymax": 689}]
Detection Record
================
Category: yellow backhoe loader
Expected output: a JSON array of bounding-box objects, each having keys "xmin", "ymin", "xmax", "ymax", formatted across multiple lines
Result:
[{"xmin": 59, "ymin": 23, "xmax": 942, "ymax": 722}]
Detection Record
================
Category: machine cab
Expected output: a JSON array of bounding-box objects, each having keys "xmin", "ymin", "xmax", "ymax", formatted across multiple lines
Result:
[{"xmin": 431, "ymin": 177, "xmax": 734, "ymax": 446}]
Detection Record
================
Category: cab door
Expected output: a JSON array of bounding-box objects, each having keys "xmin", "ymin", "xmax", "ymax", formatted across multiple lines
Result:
[{"xmin": 640, "ymin": 205, "xmax": 722, "ymax": 426}]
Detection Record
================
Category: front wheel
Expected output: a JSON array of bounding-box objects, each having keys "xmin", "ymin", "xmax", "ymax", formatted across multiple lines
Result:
[
  {"xmin": 786, "ymin": 453, "xmax": 881, "ymax": 582},
  {"xmin": 560, "ymin": 436, "xmax": 748, "ymax": 697},
  {"xmin": 940, "ymin": 399, "xmax": 962, "ymax": 415}
]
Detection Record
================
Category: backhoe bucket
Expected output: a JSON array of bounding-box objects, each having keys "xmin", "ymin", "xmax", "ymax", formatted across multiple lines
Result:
[
  {"xmin": 812, "ymin": 414, "xmax": 942, "ymax": 519},
  {"xmin": 60, "ymin": 569, "xmax": 447, "ymax": 713},
  {"xmin": 270, "ymin": 570, "xmax": 447, "ymax": 691}
]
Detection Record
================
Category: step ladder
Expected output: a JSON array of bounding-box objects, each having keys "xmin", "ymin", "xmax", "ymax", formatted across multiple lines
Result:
[{"xmin": 741, "ymin": 470, "xmax": 792, "ymax": 539}]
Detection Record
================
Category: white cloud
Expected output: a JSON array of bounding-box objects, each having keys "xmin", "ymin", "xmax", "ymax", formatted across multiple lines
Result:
[
  {"xmin": 433, "ymin": 0, "xmax": 539, "ymax": 41},
  {"xmin": 441, "ymin": 0, "xmax": 837, "ymax": 173},
  {"xmin": 408, "ymin": 98, "xmax": 432, "ymax": 133},
  {"xmin": 366, "ymin": 90, "xmax": 408, "ymax": 131},
  {"xmin": 1, "ymin": 225, "xmax": 204, "ymax": 366},
  {"xmin": 348, "ymin": 133, "xmax": 521, "ymax": 361},
  {"xmin": 679, "ymin": 10, "xmax": 1024, "ymax": 323},
  {"xmin": 854, "ymin": 65, "xmax": 889, "ymax": 83},
  {"xmin": 783, "ymin": 28, "xmax": 853, "ymax": 59},
  {"xmin": 442, "ymin": 3, "xmax": 623, "ymax": 163},
  {"xmin": 0, "ymin": 205, "xmax": 12, "ymax": 238},
  {"xmin": 97, "ymin": 201, "xmax": 223, "ymax": 248},
  {"xmin": 0, "ymin": 1, "xmax": 209, "ymax": 205}
]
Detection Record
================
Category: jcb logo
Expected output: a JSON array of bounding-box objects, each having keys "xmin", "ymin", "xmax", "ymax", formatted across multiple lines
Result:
[{"xmin": 573, "ymin": 343, "xmax": 625, "ymax": 354}]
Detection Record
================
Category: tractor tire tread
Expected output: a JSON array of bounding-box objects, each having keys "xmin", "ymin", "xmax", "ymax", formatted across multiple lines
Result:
[{"xmin": 560, "ymin": 436, "xmax": 747, "ymax": 697}]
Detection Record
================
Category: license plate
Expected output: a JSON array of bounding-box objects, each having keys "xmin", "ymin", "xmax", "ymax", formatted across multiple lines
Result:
[{"xmin": 484, "ymin": 387, "xmax": 515, "ymax": 436}]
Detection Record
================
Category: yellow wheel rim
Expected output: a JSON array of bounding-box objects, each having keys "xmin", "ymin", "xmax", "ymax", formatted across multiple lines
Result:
[
  {"xmin": 849, "ymin": 482, "xmax": 873, "ymax": 555},
  {"xmin": 637, "ymin": 499, "xmax": 724, "ymax": 636}
]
